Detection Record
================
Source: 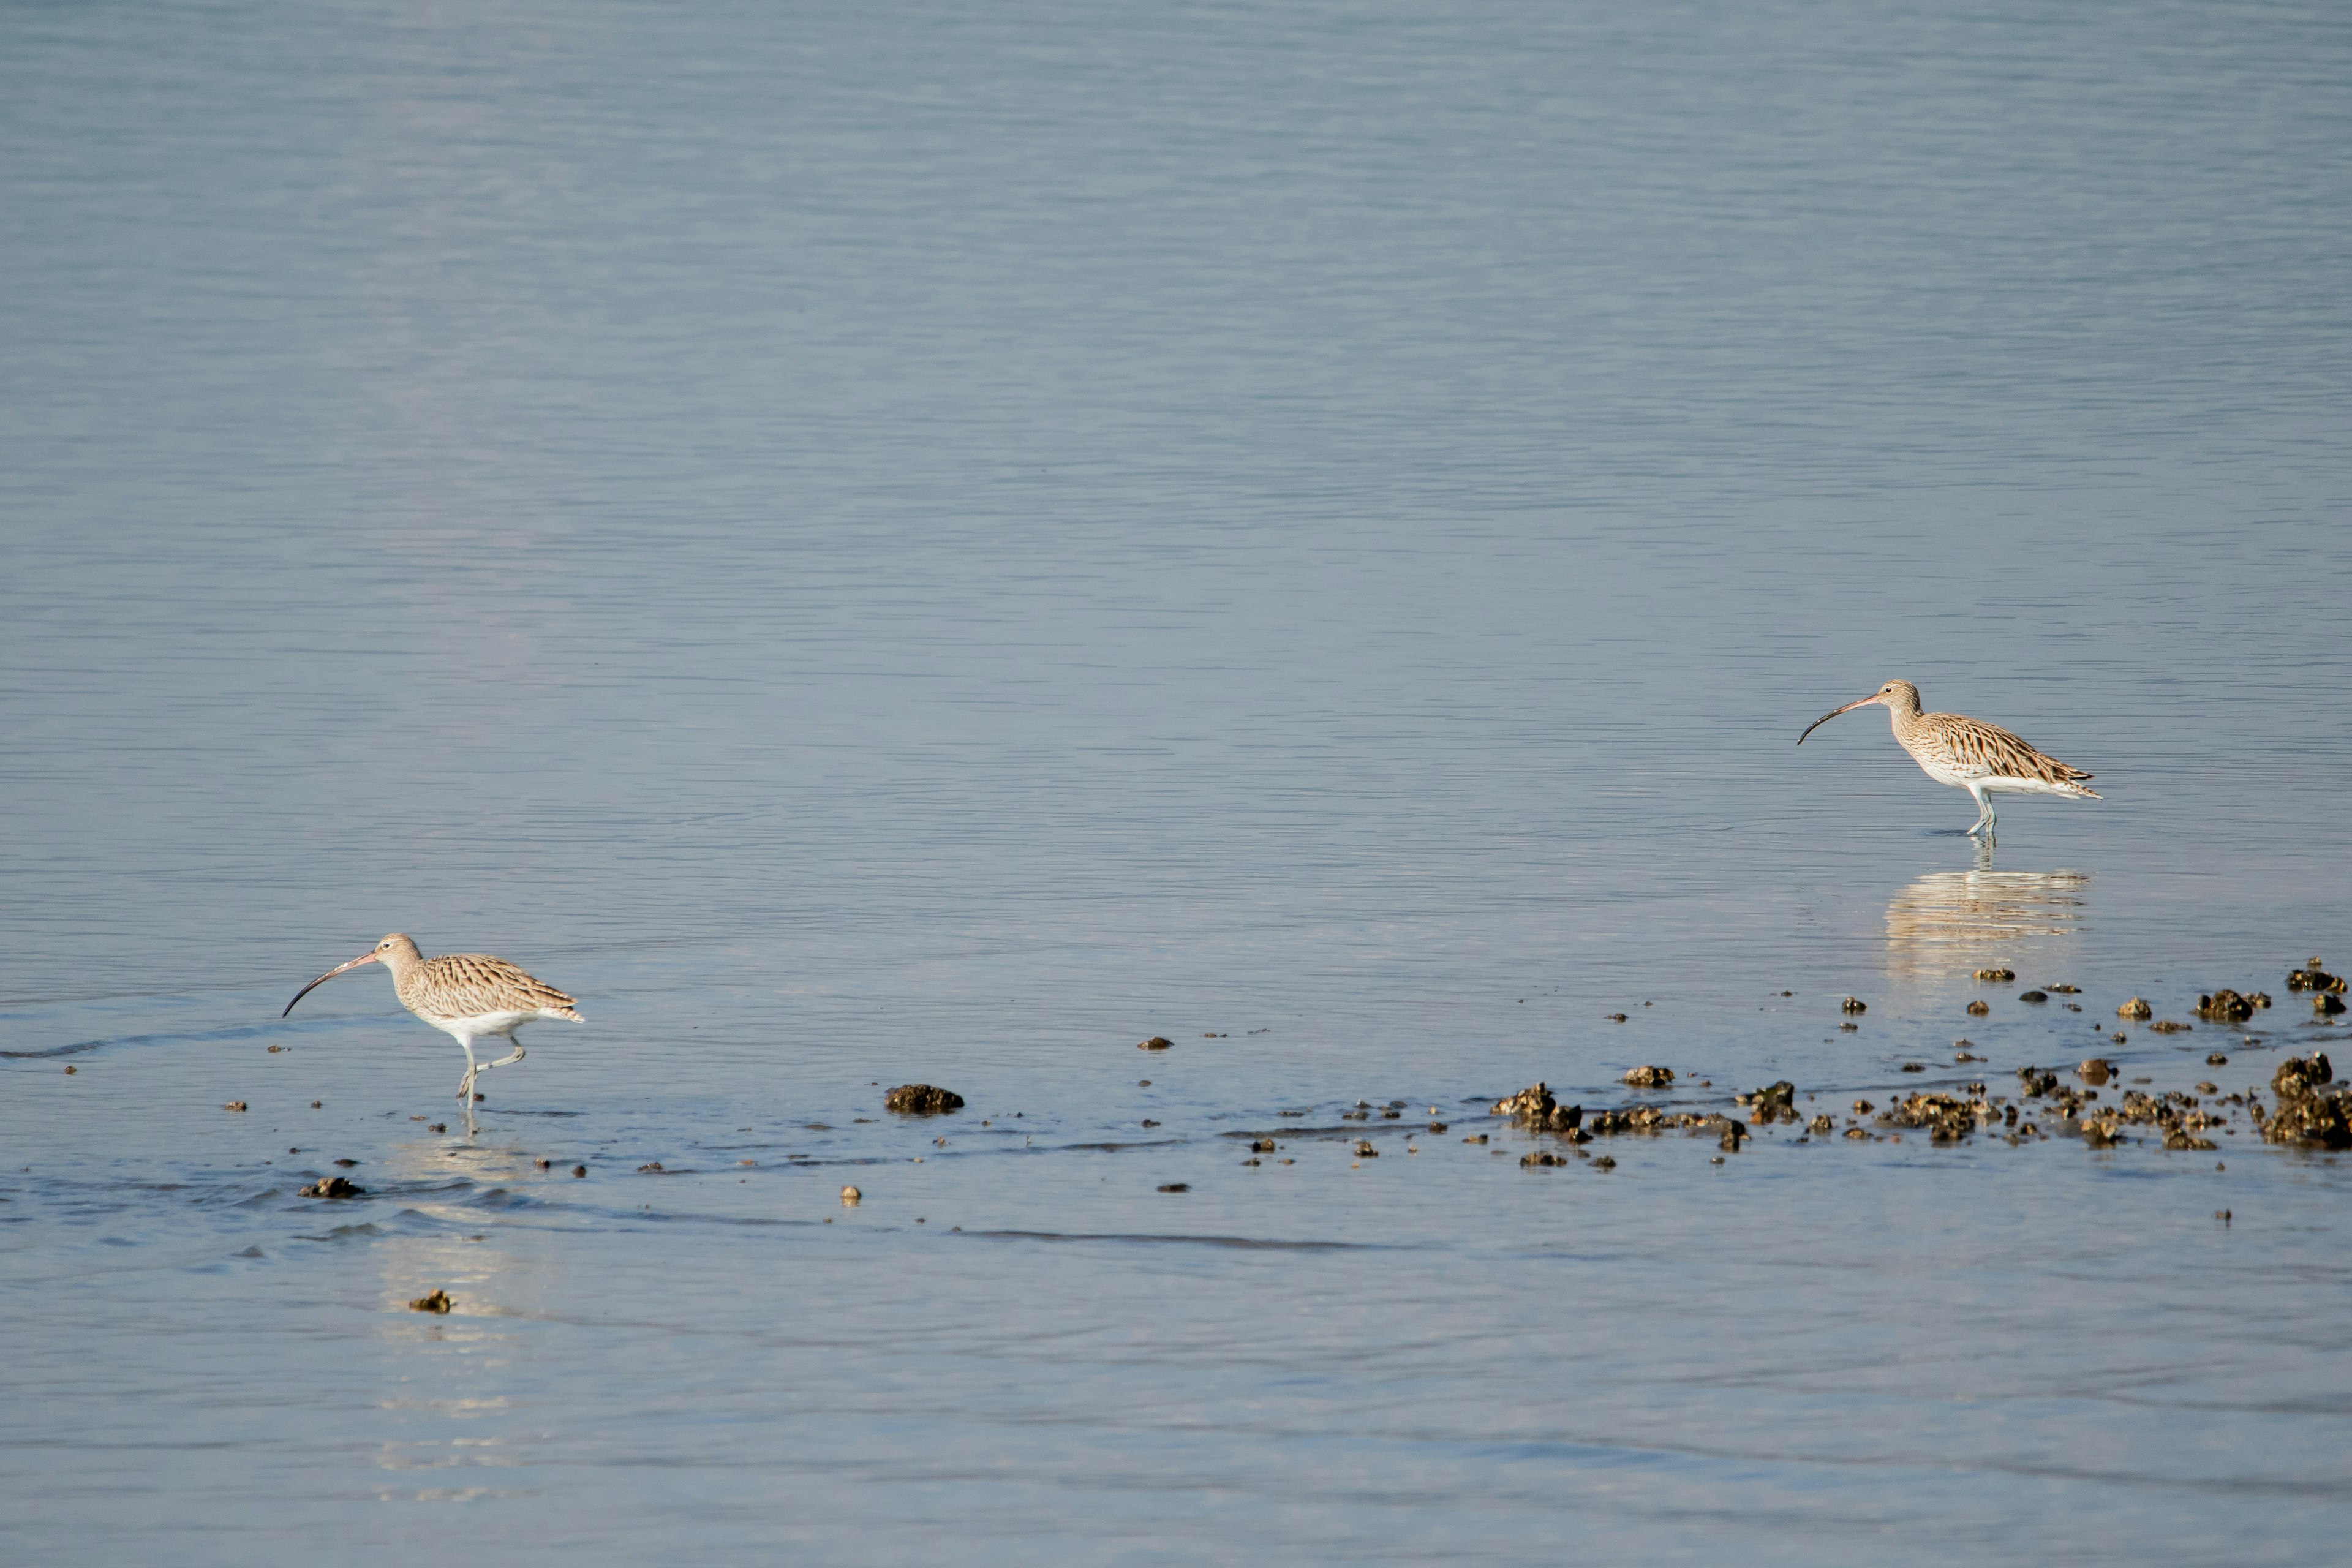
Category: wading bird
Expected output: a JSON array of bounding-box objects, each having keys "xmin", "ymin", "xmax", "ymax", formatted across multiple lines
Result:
[
  {"xmin": 1797, "ymin": 680, "xmax": 2098, "ymax": 837},
  {"xmin": 282, "ymin": 934, "xmax": 582, "ymax": 1101}
]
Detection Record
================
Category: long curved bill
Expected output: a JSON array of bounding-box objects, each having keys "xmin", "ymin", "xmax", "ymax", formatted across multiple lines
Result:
[
  {"xmin": 1797, "ymin": 696, "xmax": 1879, "ymax": 746},
  {"xmin": 282, "ymin": 951, "xmax": 380, "ymax": 1018}
]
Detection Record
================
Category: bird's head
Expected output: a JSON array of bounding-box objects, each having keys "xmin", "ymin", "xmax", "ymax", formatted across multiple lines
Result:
[
  {"xmin": 282, "ymin": 934, "xmax": 421, "ymax": 1017},
  {"xmin": 1798, "ymin": 680, "xmax": 1920, "ymax": 745}
]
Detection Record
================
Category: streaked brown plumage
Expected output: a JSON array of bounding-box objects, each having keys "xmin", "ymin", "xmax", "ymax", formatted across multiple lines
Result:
[
  {"xmin": 282, "ymin": 933, "xmax": 583, "ymax": 1102},
  {"xmin": 1798, "ymin": 680, "xmax": 2099, "ymax": 836}
]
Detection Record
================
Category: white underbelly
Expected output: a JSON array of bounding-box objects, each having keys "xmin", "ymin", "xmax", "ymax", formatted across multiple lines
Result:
[
  {"xmin": 417, "ymin": 1009, "xmax": 543, "ymax": 1038},
  {"xmin": 1978, "ymin": 775, "xmax": 2080, "ymax": 797}
]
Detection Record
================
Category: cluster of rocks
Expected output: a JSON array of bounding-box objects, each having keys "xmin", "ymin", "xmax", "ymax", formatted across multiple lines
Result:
[
  {"xmin": 1490, "ymin": 1082, "xmax": 1584, "ymax": 1135},
  {"xmin": 1734, "ymin": 1079, "xmax": 1798, "ymax": 1125},
  {"xmin": 2256, "ymin": 1053, "xmax": 2349, "ymax": 1149}
]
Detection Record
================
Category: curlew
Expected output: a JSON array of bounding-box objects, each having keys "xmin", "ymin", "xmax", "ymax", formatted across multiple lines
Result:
[
  {"xmin": 1798, "ymin": 680, "xmax": 2099, "ymax": 836},
  {"xmin": 282, "ymin": 934, "xmax": 582, "ymax": 1102}
]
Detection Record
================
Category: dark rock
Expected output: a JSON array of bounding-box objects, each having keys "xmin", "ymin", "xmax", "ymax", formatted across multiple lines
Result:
[
  {"xmin": 571, "ymin": 1165, "xmax": 587, "ymax": 1178},
  {"xmin": 1138, "ymin": 1036, "xmax": 1173, "ymax": 1050},
  {"xmin": 2149, "ymin": 1020, "xmax": 2192, "ymax": 1033},
  {"xmin": 1966, "ymin": 1001, "xmax": 1989, "ymax": 1016},
  {"xmin": 1593, "ymin": 1155, "xmax": 1617, "ymax": 1170},
  {"xmin": 1427, "ymin": 1121, "xmax": 1448, "ymax": 1134},
  {"xmin": 2118, "ymin": 997, "xmax": 2152, "ymax": 1019},
  {"xmin": 409, "ymin": 1290, "xmax": 453, "ymax": 1314},
  {"xmin": 333, "ymin": 1158, "xmax": 360, "ymax": 1168},
  {"xmin": 300, "ymin": 1176, "xmax": 364, "ymax": 1199},
  {"xmin": 1974, "ymin": 968, "xmax": 2015, "ymax": 982},
  {"xmin": 2048, "ymin": 984, "xmax": 2080, "ymax": 994},
  {"xmin": 1605, "ymin": 1013, "xmax": 1629, "ymax": 1022},
  {"xmin": 1521, "ymin": 1150, "xmax": 1569, "ymax": 1167},
  {"xmin": 2273, "ymin": 1053, "xmax": 2334, "ymax": 1098},
  {"xmin": 1622, "ymin": 1065, "xmax": 1674, "ymax": 1088},
  {"xmin": 2019, "ymin": 990, "xmax": 2048, "ymax": 1004},
  {"xmin": 2286, "ymin": 967, "xmax": 2345, "ymax": 994},
  {"xmin": 638, "ymin": 1161, "xmax": 665, "ymax": 1173},
  {"xmin": 1841, "ymin": 997, "xmax": 1868, "ymax": 1014},
  {"xmin": 1156, "ymin": 1183, "xmax": 1189, "ymax": 1193},
  {"xmin": 883, "ymin": 1084, "xmax": 965, "ymax": 1115},
  {"xmin": 1806, "ymin": 1114, "xmax": 1834, "ymax": 1134},
  {"xmin": 2016, "ymin": 1067, "xmax": 2059, "ymax": 1097},
  {"xmin": 1353, "ymin": 1140, "xmax": 1378, "ymax": 1157},
  {"xmin": 2318, "ymin": 995, "xmax": 2348, "ymax": 1017},
  {"xmin": 1736, "ymin": 1080, "xmax": 1798, "ymax": 1124},
  {"xmin": 1250, "ymin": 1138, "xmax": 1276, "ymax": 1153},
  {"xmin": 2076, "ymin": 1058, "xmax": 2113, "ymax": 1085},
  {"xmin": 1900, "ymin": 1062, "xmax": 1926, "ymax": 1074},
  {"xmin": 2195, "ymin": 990, "xmax": 2257, "ymax": 1022},
  {"xmin": 2206, "ymin": 1053, "xmax": 2228, "ymax": 1066}
]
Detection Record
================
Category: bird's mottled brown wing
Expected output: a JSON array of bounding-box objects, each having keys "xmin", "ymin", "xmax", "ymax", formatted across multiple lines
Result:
[
  {"xmin": 410, "ymin": 953, "xmax": 582, "ymax": 1019},
  {"xmin": 1923, "ymin": 713, "xmax": 2093, "ymax": 784}
]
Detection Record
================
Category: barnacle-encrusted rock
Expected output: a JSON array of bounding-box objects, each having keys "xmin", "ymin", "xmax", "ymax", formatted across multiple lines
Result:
[
  {"xmin": 2260, "ymin": 1054, "xmax": 2350, "ymax": 1149},
  {"xmin": 2118, "ymin": 997, "xmax": 2153, "ymax": 1019},
  {"xmin": 2149, "ymin": 1020, "xmax": 2192, "ymax": 1033},
  {"xmin": 2019, "ymin": 990, "xmax": 2048, "ymax": 1004},
  {"xmin": 1736, "ymin": 1080, "xmax": 1799, "ymax": 1125},
  {"xmin": 1621, "ymin": 1065, "xmax": 1674, "ymax": 1088},
  {"xmin": 2318, "ymin": 995, "xmax": 2349, "ymax": 1017},
  {"xmin": 1490, "ymin": 1082, "xmax": 1584, "ymax": 1134},
  {"xmin": 2076, "ymin": 1058, "xmax": 2113, "ymax": 1085},
  {"xmin": 1966, "ymin": 1001, "xmax": 1989, "ymax": 1016},
  {"xmin": 2016, "ymin": 1066, "xmax": 2059, "ymax": 1098},
  {"xmin": 409, "ymin": 1290, "xmax": 453, "ymax": 1314},
  {"xmin": 1840, "ymin": 996, "xmax": 1868, "ymax": 1014},
  {"xmin": 2195, "ymin": 990, "xmax": 2257, "ymax": 1022},
  {"xmin": 300, "ymin": 1176, "xmax": 364, "ymax": 1199},
  {"xmin": 2286, "ymin": 965, "xmax": 2345, "ymax": 994},
  {"xmin": 883, "ymin": 1084, "xmax": 965, "ymax": 1115},
  {"xmin": 1879, "ymin": 1091, "xmax": 1996, "ymax": 1144},
  {"xmin": 1973, "ymin": 968, "xmax": 2015, "ymax": 982}
]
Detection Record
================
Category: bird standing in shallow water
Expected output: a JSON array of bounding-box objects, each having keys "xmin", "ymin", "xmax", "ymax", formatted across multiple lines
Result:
[
  {"xmin": 1798, "ymin": 680, "xmax": 2099, "ymax": 837},
  {"xmin": 283, "ymin": 934, "xmax": 582, "ymax": 1101}
]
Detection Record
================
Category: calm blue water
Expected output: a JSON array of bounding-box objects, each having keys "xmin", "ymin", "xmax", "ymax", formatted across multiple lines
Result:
[{"xmin": 5, "ymin": 2, "xmax": 2351, "ymax": 1561}]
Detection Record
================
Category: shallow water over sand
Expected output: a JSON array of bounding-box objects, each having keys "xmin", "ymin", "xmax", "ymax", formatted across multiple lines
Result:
[{"xmin": 5, "ymin": 1, "xmax": 2352, "ymax": 1561}]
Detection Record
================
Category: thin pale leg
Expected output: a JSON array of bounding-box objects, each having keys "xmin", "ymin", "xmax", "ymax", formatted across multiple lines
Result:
[
  {"xmin": 1963, "ymin": 782, "xmax": 1994, "ymax": 836},
  {"xmin": 454, "ymin": 1034, "xmax": 480, "ymax": 1101},
  {"xmin": 470, "ymin": 1040, "xmax": 527, "ymax": 1098}
]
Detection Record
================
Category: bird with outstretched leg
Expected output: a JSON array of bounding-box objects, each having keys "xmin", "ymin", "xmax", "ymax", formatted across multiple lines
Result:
[
  {"xmin": 282, "ymin": 934, "xmax": 582, "ymax": 1102},
  {"xmin": 1798, "ymin": 680, "xmax": 2099, "ymax": 837}
]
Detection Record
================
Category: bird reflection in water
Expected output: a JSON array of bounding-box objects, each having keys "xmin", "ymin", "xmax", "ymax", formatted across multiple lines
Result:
[{"xmin": 1885, "ymin": 859, "xmax": 2089, "ymax": 981}]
